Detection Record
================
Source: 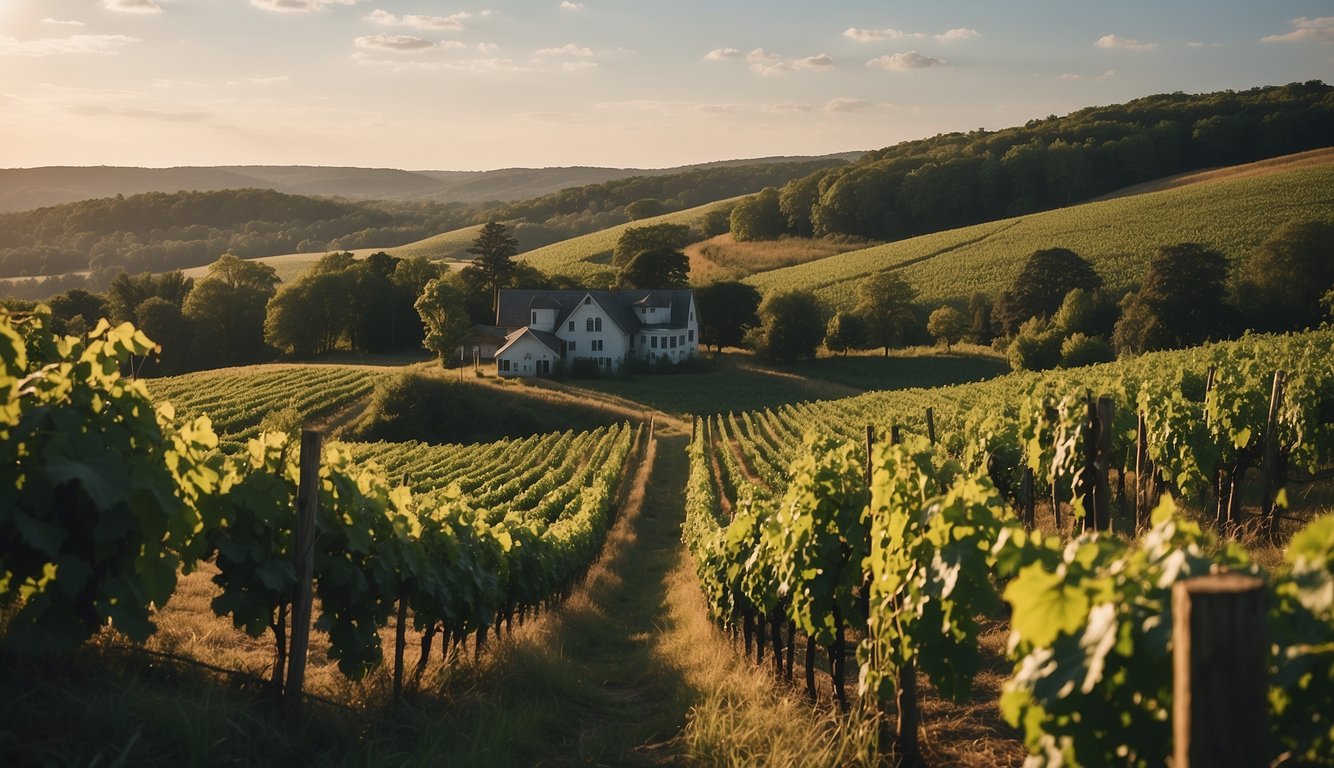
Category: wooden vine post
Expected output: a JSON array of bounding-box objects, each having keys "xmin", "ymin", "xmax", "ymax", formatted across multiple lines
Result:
[
  {"xmin": 1172, "ymin": 573, "xmax": 1267, "ymax": 768},
  {"xmin": 1134, "ymin": 412, "xmax": 1149, "ymax": 528},
  {"xmin": 285, "ymin": 428, "xmax": 322, "ymax": 717},
  {"xmin": 895, "ymin": 422, "xmax": 922, "ymax": 767},
  {"xmin": 1094, "ymin": 396, "xmax": 1114, "ymax": 530},
  {"xmin": 1261, "ymin": 370, "xmax": 1287, "ymax": 539}
]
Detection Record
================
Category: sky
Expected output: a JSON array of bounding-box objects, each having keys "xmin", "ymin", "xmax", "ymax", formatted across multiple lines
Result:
[{"xmin": 1, "ymin": 1, "xmax": 1331, "ymax": 171}]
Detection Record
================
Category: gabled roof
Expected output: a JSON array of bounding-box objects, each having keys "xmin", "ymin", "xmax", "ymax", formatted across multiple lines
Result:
[
  {"xmin": 495, "ymin": 326, "xmax": 563, "ymax": 357},
  {"xmin": 496, "ymin": 288, "xmax": 694, "ymax": 335},
  {"xmin": 529, "ymin": 295, "xmax": 562, "ymax": 310}
]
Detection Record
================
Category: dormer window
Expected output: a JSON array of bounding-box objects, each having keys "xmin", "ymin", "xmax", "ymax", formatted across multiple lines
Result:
[{"xmin": 532, "ymin": 312, "xmax": 537, "ymax": 325}]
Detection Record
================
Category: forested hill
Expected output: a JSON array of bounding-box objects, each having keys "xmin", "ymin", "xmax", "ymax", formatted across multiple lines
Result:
[
  {"xmin": 758, "ymin": 81, "xmax": 1333, "ymax": 243},
  {"xmin": 0, "ymin": 153, "xmax": 862, "ymax": 213},
  {"xmin": 0, "ymin": 156, "xmax": 852, "ymax": 282}
]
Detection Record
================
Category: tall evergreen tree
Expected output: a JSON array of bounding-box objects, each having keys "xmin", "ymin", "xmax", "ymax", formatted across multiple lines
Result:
[{"xmin": 467, "ymin": 221, "xmax": 519, "ymax": 313}]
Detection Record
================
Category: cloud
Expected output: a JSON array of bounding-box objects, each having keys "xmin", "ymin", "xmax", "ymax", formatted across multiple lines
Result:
[
  {"xmin": 936, "ymin": 27, "xmax": 980, "ymax": 42},
  {"xmin": 537, "ymin": 43, "xmax": 595, "ymax": 56},
  {"xmin": 104, "ymin": 0, "xmax": 164, "ymax": 13},
  {"xmin": 0, "ymin": 34, "xmax": 139, "ymax": 56},
  {"xmin": 1095, "ymin": 34, "xmax": 1157, "ymax": 51},
  {"xmin": 351, "ymin": 52, "xmax": 525, "ymax": 72},
  {"xmin": 476, "ymin": 42, "xmax": 499, "ymax": 52},
  {"xmin": 560, "ymin": 1, "xmax": 584, "ymax": 9},
  {"xmin": 703, "ymin": 47, "xmax": 740, "ymax": 60},
  {"xmin": 793, "ymin": 53, "xmax": 834, "ymax": 70},
  {"xmin": 866, "ymin": 51, "xmax": 942, "ymax": 70},
  {"xmin": 1187, "ymin": 41, "xmax": 1221, "ymax": 48},
  {"xmin": 1262, "ymin": 17, "xmax": 1334, "ymax": 44},
  {"xmin": 771, "ymin": 101, "xmax": 814, "ymax": 114},
  {"xmin": 251, "ymin": 0, "xmax": 363, "ymax": 13},
  {"xmin": 1059, "ymin": 70, "xmax": 1116, "ymax": 81},
  {"xmin": 746, "ymin": 48, "xmax": 832, "ymax": 75},
  {"xmin": 364, "ymin": 9, "xmax": 470, "ymax": 30},
  {"xmin": 41, "ymin": 18, "xmax": 86, "ymax": 27},
  {"xmin": 824, "ymin": 97, "xmax": 870, "ymax": 113},
  {"xmin": 844, "ymin": 27, "xmax": 924, "ymax": 42},
  {"xmin": 562, "ymin": 60, "xmax": 597, "ymax": 71},
  {"xmin": 355, "ymin": 33, "xmax": 436, "ymax": 53},
  {"xmin": 68, "ymin": 104, "xmax": 211, "ymax": 122}
]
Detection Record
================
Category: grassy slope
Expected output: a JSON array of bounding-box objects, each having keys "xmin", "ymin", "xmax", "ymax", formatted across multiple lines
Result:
[
  {"xmin": 744, "ymin": 163, "xmax": 1334, "ymax": 310},
  {"xmin": 686, "ymin": 233, "xmax": 872, "ymax": 283},
  {"xmin": 517, "ymin": 197, "xmax": 743, "ymax": 282}
]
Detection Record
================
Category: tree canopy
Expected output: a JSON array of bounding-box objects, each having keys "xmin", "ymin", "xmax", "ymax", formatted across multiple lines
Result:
[
  {"xmin": 183, "ymin": 254, "xmax": 279, "ymax": 367},
  {"xmin": 415, "ymin": 276, "xmax": 472, "ymax": 363},
  {"xmin": 613, "ymin": 223, "xmax": 692, "ymax": 266},
  {"xmin": 1236, "ymin": 217, "xmax": 1334, "ymax": 332},
  {"xmin": 695, "ymin": 281, "xmax": 761, "ymax": 352},
  {"xmin": 1113, "ymin": 242, "xmax": 1231, "ymax": 354},
  {"xmin": 854, "ymin": 272, "xmax": 918, "ymax": 355},
  {"xmin": 753, "ymin": 289, "xmax": 825, "ymax": 362},
  {"xmin": 927, "ymin": 306, "xmax": 967, "ymax": 351},
  {"xmin": 618, "ymin": 247, "xmax": 689, "ymax": 289},
  {"xmin": 993, "ymin": 248, "xmax": 1103, "ymax": 335}
]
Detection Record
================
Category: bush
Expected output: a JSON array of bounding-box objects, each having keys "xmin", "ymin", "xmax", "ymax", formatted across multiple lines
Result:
[
  {"xmin": 567, "ymin": 357, "xmax": 603, "ymax": 379},
  {"xmin": 1059, "ymin": 333, "xmax": 1116, "ymax": 368},
  {"xmin": 1007, "ymin": 318, "xmax": 1063, "ymax": 371}
]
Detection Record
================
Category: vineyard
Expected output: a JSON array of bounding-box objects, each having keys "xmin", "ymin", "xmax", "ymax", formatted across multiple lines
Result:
[
  {"xmin": 145, "ymin": 365, "xmax": 388, "ymax": 453},
  {"xmin": 744, "ymin": 163, "xmax": 1334, "ymax": 309},
  {"xmin": 0, "ymin": 309, "xmax": 644, "ymax": 709},
  {"xmin": 685, "ymin": 329, "xmax": 1334, "ymax": 765}
]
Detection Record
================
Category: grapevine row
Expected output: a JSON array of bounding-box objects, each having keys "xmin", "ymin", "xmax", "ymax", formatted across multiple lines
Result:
[{"xmin": 1, "ymin": 308, "xmax": 642, "ymax": 697}]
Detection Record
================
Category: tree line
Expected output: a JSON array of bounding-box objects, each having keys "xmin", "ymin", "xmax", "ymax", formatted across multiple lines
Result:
[
  {"xmin": 725, "ymin": 216, "xmax": 1334, "ymax": 367},
  {"xmin": 725, "ymin": 81, "xmax": 1334, "ymax": 243}
]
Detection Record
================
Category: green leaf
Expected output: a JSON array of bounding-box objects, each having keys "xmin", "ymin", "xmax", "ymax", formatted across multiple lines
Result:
[{"xmin": 1005, "ymin": 562, "xmax": 1091, "ymax": 648}]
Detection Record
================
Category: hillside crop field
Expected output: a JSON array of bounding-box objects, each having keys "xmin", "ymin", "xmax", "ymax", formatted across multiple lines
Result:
[
  {"xmin": 518, "ymin": 197, "xmax": 741, "ymax": 282},
  {"xmin": 685, "ymin": 233, "xmax": 872, "ymax": 282},
  {"xmin": 745, "ymin": 163, "xmax": 1334, "ymax": 309}
]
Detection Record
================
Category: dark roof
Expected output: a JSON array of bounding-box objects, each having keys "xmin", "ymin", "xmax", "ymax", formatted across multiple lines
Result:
[
  {"xmin": 529, "ymin": 296, "xmax": 561, "ymax": 310},
  {"xmin": 496, "ymin": 289, "xmax": 694, "ymax": 334},
  {"xmin": 465, "ymin": 324, "xmax": 509, "ymax": 342}
]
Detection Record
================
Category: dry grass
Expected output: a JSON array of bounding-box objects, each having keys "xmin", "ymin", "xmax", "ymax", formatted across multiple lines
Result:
[
  {"xmin": 1093, "ymin": 146, "xmax": 1334, "ymax": 201},
  {"xmin": 687, "ymin": 233, "xmax": 872, "ymax": 282}
]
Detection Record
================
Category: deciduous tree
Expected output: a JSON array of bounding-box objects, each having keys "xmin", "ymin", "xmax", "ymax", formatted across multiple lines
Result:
[
  {"xmin": 855, "ymin": 272, "xmax": 917, "ymax": 356},
  {"xmin": 415, "ymin": 276, "xmax": 471, "ymax": 364},
  {"xmin": 753, "ymin": 289, "xmax": 825, "ymax": 362},
  {"xmin": 618, "ymin": 247, "xmax": 689, "ymax": 289},
  {"xmin": 695, "ymin": 281, "xmax": 761, "ymax": 352},
  {"xmin": 927, "ymin": 305, "xmax": 966, "ymax": 351}
]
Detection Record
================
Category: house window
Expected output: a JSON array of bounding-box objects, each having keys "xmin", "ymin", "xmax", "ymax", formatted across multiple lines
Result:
[
  {"xmin": 688, "ymin": 329, "xmax": 695, "ymax": 342},
  {"xmin": 594, "ymin": 317, "xmax": 603, "ymax": 332},
  {"xmin": 532, "ymin": 312, "xmax": 537, "ymax": 325},
  {"xmin": 690, "ymin": 311, "xmax": 694, "ymax": 321},
  {"xmin": 584, "ymin": 296, "xmax": 590, "ymax": 304},
  {"xmin": 568, "ymin": 321, "xmax": 574, "ymax": 332},
  {"xmin": 679, "ymin": 334, "xmax": 685, "ymax": 346},
  {"xmin": 670, "ymin": 336, "xmax": 677, "ymax": 348},
  {"xmin": 500, "ymin": 359, "xmax": 511, "ymax": 372},
  {"xmin": 592, "ymin": 339, "xmax": 604, "ymax": 351},
  {"xmin": 568, "ymin": 341, "xmax": 576, "ymax": 351},
  {"xmin": 651, "ymin": 336, "xmax": 658, "ymax": 349},
  {"xmin": 586, "ymin": 317, "xmax": 594, "ymax": 332}
]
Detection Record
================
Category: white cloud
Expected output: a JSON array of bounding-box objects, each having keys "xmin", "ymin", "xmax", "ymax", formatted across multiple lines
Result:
[
  {"xmin": 537, "ymin": 43, "xmax": 595, "ymax": 56},
  {"xmin": 824, "ymin": 97, "xmax": 870, "ymax": 113},
  {"xmin": 104, "ymin": 0, "xmax": 164, "ymax": 13},
  {"xmin": 1262, "ymin": 17, "xmax": 1334, "ymax": 44},
  {"xmin": 866, "ymin": 51, "xmax": 942, "ymax": 70},
  {"xmin": 844, "ymin": 27, "xmax": 924, "ymax": 42},
  {"xmin": 251, "ymin": 0, "xmax": 363, "ymax": 13},
  {"xmin": 1059, "ymin": 70, "xmax": 1116, "ymax": 81},
  {"xmin": 771, "ymin": 101, "xmax": 814, "ymax": 114},
  {"xmin": 704, "ymin": 47, "xmax": 740, "ymax": 60},
  {"xmin": 1095, "ymin": 34, "xmax": 1157, "ymax": 51},
  {"xmin": 355, "ymin": 33, "xmax": 436, "ymax": 53},
  {"xmin": 476, "ymin": 42, "xmax": 499, "ymax": 52},
  {"xmin": 364, "ymin": 9, "xmax": 470, "ymax": 30},
  {"xmin": 0, "ymin": 34, "xmax": 139, "ymax": 57},
  {"xmin": 746, "ymin": 48, "xmax": 832, "ymax": 75},
  {"xmin": 41, "ymin": 18, "xmax": 86, "ymax": 27},
  {"xmin": 560, "ymin": 1, "xmax": 584, "ymax": 9},
  {"xmin": 936, "ymin": 27, "xmax": 980, "ymax": 42},
  {"xmin": 1186, "ymin": 41, "xmax": 1221, "ymax": 48},
  {"xmin": 793, "ymin": 53, "xmax": 834, "ymax": 70},
  {"xmin": 351, "ymin": 52, "xmax": 524, "ymax": 72},
  {"xmin": 562, "ymin": 60, "xmax": 597, "ymax": 71}
]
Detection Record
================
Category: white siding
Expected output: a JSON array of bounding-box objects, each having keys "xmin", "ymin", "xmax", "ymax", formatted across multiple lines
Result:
[
  {"xmin": 559, "ymin": 296, "xmax": 629, "ymax": 370},
  {"xmin": 495, "ymin": 334, "xmax": 558, "ymax": 378}
]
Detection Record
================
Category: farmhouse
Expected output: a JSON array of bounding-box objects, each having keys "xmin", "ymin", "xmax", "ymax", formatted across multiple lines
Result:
[{"xmin": 493, "ymin": 288, "xmax": 699, "ymax": 377}]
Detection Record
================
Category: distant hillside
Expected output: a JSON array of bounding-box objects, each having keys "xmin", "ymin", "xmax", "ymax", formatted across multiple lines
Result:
[
  {"xmin": 0, "ymin": 152, "xmax": 863, "ymax": 213},
  {"xmin": 744, "ymin": 162, "xmax": 1334, "ymax": 308}
]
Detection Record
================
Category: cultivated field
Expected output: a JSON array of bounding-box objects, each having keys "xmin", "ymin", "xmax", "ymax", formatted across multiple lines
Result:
[{"xmin": 745, "ymin": 163, "xmax": 1334, "ymax": 309}]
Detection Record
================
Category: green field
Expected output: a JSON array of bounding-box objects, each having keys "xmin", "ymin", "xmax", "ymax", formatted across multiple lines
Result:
[
  {"xmin": 518, "ymin": 197, "xmax": 742, "ymax": 282},
  {"xmin": 745, "ymin": 164, "xmax": 1334, "ymax": 310}
]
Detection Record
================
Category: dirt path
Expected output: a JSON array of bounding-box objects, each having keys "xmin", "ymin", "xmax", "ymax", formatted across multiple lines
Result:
[{"xmin": 469, "ymin": 431, "xmax": 696, "ymax": 766}]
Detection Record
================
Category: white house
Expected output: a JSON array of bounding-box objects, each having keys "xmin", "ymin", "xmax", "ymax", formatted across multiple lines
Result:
[{"xmin": 493, "ymin": 288, "xmax": 699, "ymax": 378}]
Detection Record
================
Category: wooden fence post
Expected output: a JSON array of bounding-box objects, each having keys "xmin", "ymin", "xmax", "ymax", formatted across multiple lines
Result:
[
  {"xmin": 925, "ymin": 407, "xmax": 936, "ymax": 446},
  {"xmin": 285, "ymin": 428, "xmax": 322, "ymax": 717},
  {"xmin": 1172, "ymin": 573, "xmax": 1267, "ymax": 768},
  {"xmin": 887, "ymin": 423, "xmax": 922, "ymax": 765},
  {"xmin": 1021, "ymin": 466, "xmax": 1035, "ymax": 530},
  {"xmin": 1079, "ymin": 392, "xmax": 1098, "ymax": 533},
  {"xmin": 1135, "ymin": 412, "xmax": 1148, "ymax": 528},
  {"xmin": 1094, "ymin": 396, "xmax": 1114, "ymax": 531},
  {"xmin": 1261, "ymin": 370, "xmax": 1286, "ymax": 539}
]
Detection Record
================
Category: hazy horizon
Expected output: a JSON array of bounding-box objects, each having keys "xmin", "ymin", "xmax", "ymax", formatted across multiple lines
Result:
[{"xmin": 2, "ymin": 1, "xmax": 1331, "ymax": 171}]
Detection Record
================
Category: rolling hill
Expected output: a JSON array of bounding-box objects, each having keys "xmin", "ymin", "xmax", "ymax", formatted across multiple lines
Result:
[{"xmin": 743, "ymin": 162, "xmax": 1334, "ymax": 310}]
